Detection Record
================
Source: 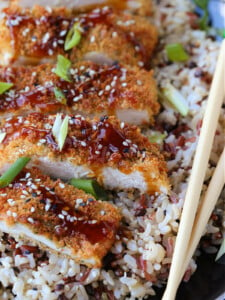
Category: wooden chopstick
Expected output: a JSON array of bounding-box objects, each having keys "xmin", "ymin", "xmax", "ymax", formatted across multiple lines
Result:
[
  {"xmin": 162, "ymin": 39, "xmax": 225, "ymax": 300},
  {"xmin": 179, "ymin": 147, "xmax": 225, "ymax": 282}
]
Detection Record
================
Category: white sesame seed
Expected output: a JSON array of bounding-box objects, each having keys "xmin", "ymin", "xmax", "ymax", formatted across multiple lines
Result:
[
  {"xmin": 12, "ymin": 212, "xmax": 17, "ymax": 218},
  {"xmin": 6, "ymin": 210, "xmax": 12, "ymax": 216},
  {"xmin": 81, "ymin": 141, "xmax": 87, "ymax": 147},
  {"xmin": 30, "ymin": 207, "xmax": 35, "ymax": 213},
  {"xmin": 90, "ymin": 36, "xmax": 95, "ymax": 43},
  {"xmin": 120, "ymin": 122, "xmax": 125, "ymax": 129},
  {"xmin": 28, "ymin": 217, "xmax": 34, "ymax": 224},
  {"xmin": 138, "ymin": 61, "xmax": 144, "ymax": 67},
  {"xmin": 58, "ymin": 214, "xmax": 64, "ymax": 219},
  {"xmin": 59, "ymin": 183, "xmax": 65, "ymax": 189},
  {"xmin": 121, "ymin": 83, "xmax": 127, "ymax": 87},
  {"xmin": 105, "ymin": 85, "xmax": 111, "ymax": 91}
]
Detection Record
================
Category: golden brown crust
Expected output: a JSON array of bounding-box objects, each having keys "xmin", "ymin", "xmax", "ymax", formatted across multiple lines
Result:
[
  {"xmin": 0, "ymin": 62, "xmax": 159, "ymax": 124},
  {"xmin": 0, "ymin": 167, "xmax": 121, "ymax": 267},
  {"xmin": 0, "ymin": 5, "xmax": 158, "ymax": 67},
  {"xmin": 0, "ymin": 113, "xmax": 169, "ymax": 193}
]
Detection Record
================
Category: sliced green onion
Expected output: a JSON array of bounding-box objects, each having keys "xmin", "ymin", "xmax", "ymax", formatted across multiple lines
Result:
[
  {"xmin": 70, "ymin": 178, "xmax": 108, "ymax": 200},
  {"xmin": 193, "ymin": 0, "xmax": 209, "ymax": 10},
  {"xmin": 216, "ymin": 237, "xmax": 225, "ymax": 261},
  {"xmin": 161, "ymin": 83, "xmax": 189, "ymax": 116},
  {"xmin": 199, "ymin": 10, "xmax": 209, "ymax": 31},
  {"xmin": 0, "ymin": 82, "xmax": 13, "ymax": 95},
  {"xmin": 166, "ymin": 43, "xmax": 189, "ymax": 62},
  {"xmin": 52, "ymin": 114, "xmax": 69, "ymax": 151},
  {"xmin": 0, "ymin": 157, "xmax": 30, "ymax": 188},
  {"xmin": 54, "ymin": 87, "xmax": 67, "ymax": 105},
  {"xmin": 54, "ymin": 55, "xmax": 71, "ymax": 82},
  {"xmin": 148, "ymin": 132, "xmax": 167, "ymax": 144},
  {"xmin": 64, "ymin": 23, "xmax": 82, "ymax": 51},
  {"xmin": 0, "ymin": 132, "xmax": 6, "ymax": 143}
]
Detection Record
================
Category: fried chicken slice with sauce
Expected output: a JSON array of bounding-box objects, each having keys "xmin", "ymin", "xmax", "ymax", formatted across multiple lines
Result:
[
  {"xmin": 0, "ymin": 62, "xmax": 159, "ymax": 125},
  {"xmin": 0, "ymin": 5, "xmax": 158, "ymax": 67},
  {"xmin": 0, "ymin": 114, "xmax": 169, "ymax": 194},
  {"xmin": 9, "ymin": 0, "xmax": 153, "ymax": 16},
  {"xmin": 0, "ymin": 167, "xmax": 121, "ymax": 267}
]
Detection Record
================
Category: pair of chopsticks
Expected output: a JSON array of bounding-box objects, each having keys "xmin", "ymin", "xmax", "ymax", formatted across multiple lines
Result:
[{"xmin": 162, "ymin": 39, "xmax": 225, "ymax": 300}]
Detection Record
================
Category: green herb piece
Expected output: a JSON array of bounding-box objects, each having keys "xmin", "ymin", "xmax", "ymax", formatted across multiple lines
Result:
[
  {"xmin": 70, "ymin": 178, "xmax": 108, "ymax": 200},
  {"xmin": 216, "ymin": 237, "xmax": 225, "ymax": 261},
  {"xmin": 0, "ymin": 82, "xmax": 13, "ymax": 95},
  {"xmin": 166, "ymin": 43, "xmax": 189, "ymax": 62},
  {"xmin": 0, "ymin": 132, "xmax": 6, "ymax": 143},
  {"xmin": 54, "ymin": 87, "xmax": 67, "ymax": 105},
  {"xmin": 65, "ymin": 23, "xmax": 82, "ymax": 51},
  {"xmin": 148, "ymin": 132, "xmax": 167, "ymax": 144},
  {"xmin": 193, "ymin": 0, "xmax": 210, "ymax": 31},
  {"xmin": 193, "ymin": 0, "xmax": 209, "ymax": 10},
  {"xmin": 217, "ymin": 28, "xmax": 225, "ymax": 38},
  {"xmin": 52, "ymin": 114, "xmax": 69, "ymax": 151},
  {"xmin": 161, "ymin": 83, "xmax": 189, "ymax": 117},
  {"xmin": 0, "ymin": 157, "xmax": 30, "ymax": 188},
  {"xmin": 54, "ymin": 55, "xmax": 71, "ymax": 82}
]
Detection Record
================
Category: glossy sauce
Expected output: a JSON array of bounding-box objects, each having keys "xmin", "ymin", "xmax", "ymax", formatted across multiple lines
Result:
[
  {"xmin": 5, "ymin": 175, "xmax": 113, "ymax": 244},
  {"xmin": 2, "ymin": 114, "xmax": 137, "ymax": 163},
  {"xmin": 5, "ymin": 7, "xmax": 148, "ymax": 65}
]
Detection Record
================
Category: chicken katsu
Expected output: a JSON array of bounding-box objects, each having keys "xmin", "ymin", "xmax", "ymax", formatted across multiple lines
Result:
[
  {"xmin": 9, "ymin": 0, "xmax": 153, "ymax": 16},
  {"xmin": 0, "ymin": 113, "xmax": 169, "ymax": 194},
  {"xmin": 0, "ymin": 167, "xmax": 121, "ymax": 267},
  {"xmin": 0, "ymin": 61, "xmax": 159, "ymax": 125},
  {"xmin": 0, "ymin": 5, "xmax": 158, "ymax": 67}
]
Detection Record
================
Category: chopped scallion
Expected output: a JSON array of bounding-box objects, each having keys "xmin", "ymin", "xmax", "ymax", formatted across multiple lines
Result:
[
  {"xmin": 54, "ymin": 87, "xmax": 67, "ymax": 105},
  {"xmin": 161, "ymin": 83, "xmax": 189, "ymax": 116},
  {"xmin": 0, "ymin": 157, "xmax": 30, "ymax": 188},
  {"xmin": 215, "ymin": 237, "xmax": 225, "ymax": 261},
  {"xmin": 0, "ymin": 82, "xmax": 13, "ymax": 95},
  {"xmin": 70, "ymin": 178, "xmax": 108, "ymax": 200},
  {"xmin": 166, "ymin": 43, "xmax": 189, "ymax": 62},
  {"xmin": 0, "ymin": 132, "xmax": 6, "ymax": 143},
  {"xmin": 54, "ymin": 55, "xmax": 71, "ymax": 82},
  {"xmin": 52, "ymin": 114, "xmax": 69, "ymax": 151},
  {"xmin": 64, "ymin": 23, "xmax": 82, "ymax": 51},
  {"xmin": 148, "ymin": 132, "xmax": 167, "ymax": 144}
]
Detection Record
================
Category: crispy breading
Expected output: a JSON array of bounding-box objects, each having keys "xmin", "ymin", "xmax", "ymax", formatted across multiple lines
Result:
[
  {"xmin": 0, "ymin": 62, "xmax": 159, "ymax": 125},
  {"xmin": 0, "ymin": 167, "xmax": 121, "ymax": 267},
  {"xmin": 0, "ymin": 5, "xmax": 158, "ymax": 67},
  {"xmin": 0, "ymin": 114, "xmax": 169, "ymax": 193},
  {"xmin": 10, "ymin": 0, "xmax": 153, "ymax": 16}
]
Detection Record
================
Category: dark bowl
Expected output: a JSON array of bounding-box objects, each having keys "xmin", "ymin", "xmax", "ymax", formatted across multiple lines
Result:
[{"xmin": 149, "ymin": 252, "xmax": 225, "ymax": 300}]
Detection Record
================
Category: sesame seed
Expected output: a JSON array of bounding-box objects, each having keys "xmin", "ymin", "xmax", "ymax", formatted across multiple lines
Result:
[
  {"xmin": 105, "ymin": 85, "xmax": 111, "ymax": 91},
  {"xmin": 137, "ymin": 80, "xmax": 143, "ymax": 86},
  {"xmin": 122, "ymin": 141, "xmax": 129, "ymax": 146},
  {"xmin": 120, "ymin": 122, "xmax": 125, "ymax": 129},
  {"xmin": 12, "ymin": 212, "xmax": 17, "ymax": 218},
  {"xmin": 138, "ymin": 61, "xmax": 144, "ymax": 67},
  {"xmin": 95, "ymin": 151, "xmax": 100, "ymax": 155},
  {"xmin": 59, "ymin": 183, "xmax": 65, "ymax": 189},
  {"xmin": 121, "ymin": 83, "xmax": 127, "ymax": 87},
  {"xmin": 90, "ymin": 36, "xmax": 95, "ymax": 43},
  {"xmin": 28, "ymin": 217, "xmax": 34, "ymax": 224},
  {"xmin": 58, "ymin": 214, "xmax": 64, "ymax": 219},
  {"xmin": 6, "ymin": 210, "xmax": 12, "ymax": 216},
  {"xmin": 81, "ymin": 141, "xmax": 87, "ymax": 147},
  {"xmin": 7, "ymin": 199, "xmax": 15, "ymax": 206},
  {"xmin": 30, "ymin": 207, "xmax": 35, "ymax": 213}
]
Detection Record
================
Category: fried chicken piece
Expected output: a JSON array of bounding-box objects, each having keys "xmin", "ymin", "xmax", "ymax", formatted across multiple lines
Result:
[
  {"xmin": 0, "ymin": 5, "xmax": 158, "ymax": 67},
  {"xmin": 9, "ymin": 0, "xmax": 153, "ymax": 16},
  {"xmin": 0, "ymin": 62, "xmax": 159, "ymax": 125},
  {"xmin": 0, "ymin": 113, "xmax": 169, "ymax": 194},
  {"xmin": 0, "ymin": 167, "xmax": 121, "ymax": 267}
]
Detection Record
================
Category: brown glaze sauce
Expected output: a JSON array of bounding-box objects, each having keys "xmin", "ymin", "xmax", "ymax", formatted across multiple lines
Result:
[
  {"xmin": 5, "ymin": 7, "xmax": 148, "ymax": 65},
  {"xmin": 2, "ymin": 114, "xmax": 137, "ymax": 163},
  {"xmin": 4, "ymin": 174, "xmax": 113, "ymax": 244}
]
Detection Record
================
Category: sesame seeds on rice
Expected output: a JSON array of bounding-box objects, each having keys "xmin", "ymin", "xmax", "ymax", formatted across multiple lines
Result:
[{"xmin": 0, "ymin": 0, "xmax": 224, "ymax": 299}]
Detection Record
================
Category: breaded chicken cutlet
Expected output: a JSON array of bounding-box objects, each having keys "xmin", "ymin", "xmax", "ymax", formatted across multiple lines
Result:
[
  {"xmin": 0, "ymin": 113, "xmax": 169, "ymax": 194},
  {"xmin": 0, "ymin": 167, "xmax": 121, "ymax": 267},
  {"xmin": 0, "ymin": 5, "xmax": 158, "ymax": 67},
  {"xmin": 9, "ymin": 0, "xmax": 153, "ymax": 16},
  {"xmin": 0, "ymin": 61, "xmax": 159, "ymax": 125}
]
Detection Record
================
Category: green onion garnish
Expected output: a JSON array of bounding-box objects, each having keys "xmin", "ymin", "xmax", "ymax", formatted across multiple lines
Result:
[
  {"xmin": 70, "ymin": 178, "xmax": 108, "ymax": 200},
  {"xmin": 0, "ymin": 82, "xmax": 13, "ymax": 95},
  {"xmin": 161, "ymin": 83, "xmax": 189, "ymax": 116},
  {"xmin": 193, "ymin": 0, "xmax": 210, "ymax": 31},
  {"xmin": 0, "ymin": 157, "xmax": 30, "ymax": 188},
  {"xmin": 215, "ymin": 237, "xmax": 225, "ymax": 261},
  {"xmin": 54, "ymin": 55, "xmax": 71, "ymax": 82},
  {"xmin": 52, "ymin": 114, "xmax": 69, "ymax": 151},
  {"xmin": 0, "ymin": 132, "xmax": 6, "ymax": 144},
  {"xmin": 54, "ymin": 87, "xmax": 67, "ymax": 105},
  {"xmin": 64, "ymin": 23, "xmax": 82, "ymax": 51},
  {"xmin": 148, "ymin": 132, "xmax": 167, "ymax": 144},
  {"xmin": 166, "ymin": 43, "xmax": 189, "ymax": 62}
]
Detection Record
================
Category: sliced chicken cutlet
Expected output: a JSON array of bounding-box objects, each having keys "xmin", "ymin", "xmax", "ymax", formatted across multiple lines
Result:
[
  {"xmin": 0, "ymin": 167, "xmax": 121, "ymax": 267},
  {"xmin": 0, "ymin": 62, "xmax": 159, "ymax": 125},
  {"xmin": 0, "ymin": 113, "xmax": 169, "ymax": 194},
  {"xmin": 0, "ymin": 5, "xmax": 158, "ymax": 67},
  {"xmin": 9, "ymin": 0, "xmax": 153, "ymax": 16}
]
